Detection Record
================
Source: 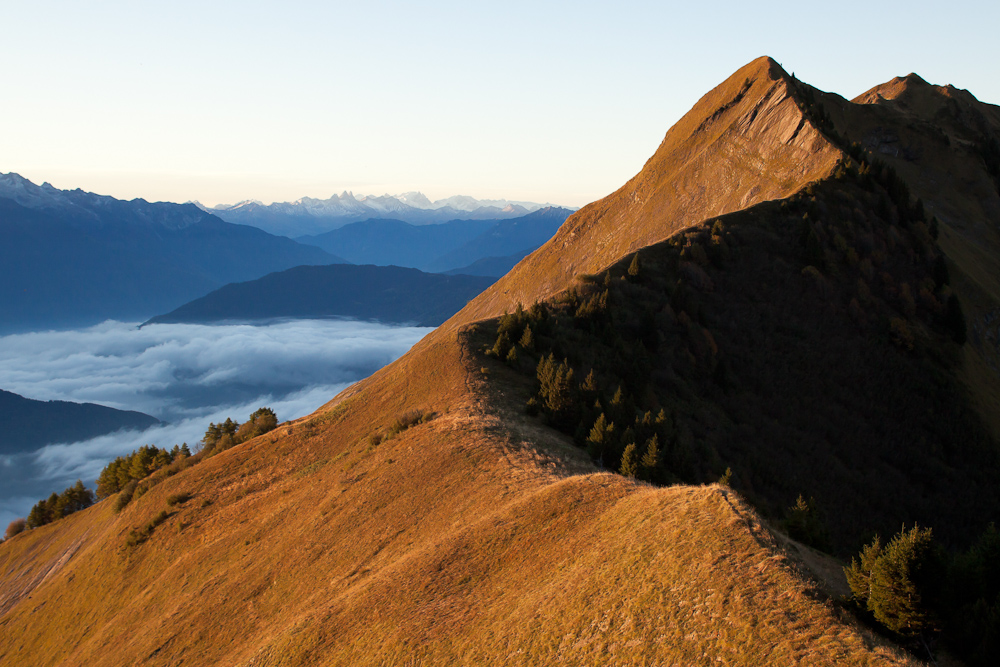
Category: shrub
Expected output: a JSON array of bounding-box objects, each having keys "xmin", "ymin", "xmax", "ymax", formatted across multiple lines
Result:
[
  {"xmin": 5, "ymin": 518, "xmax": 26, "ymax": 540},
  {"xmin": 166, "ymin": 492, "xmax": 191, "ymax": 507},
  {"xmin": 235, "ymin": 407, "xmax": 279, "ymax": 443},
  {"xmin": 126, "ymin": 509, "xmax": 171, "ymax": 548},
  {"xmin": 114, "ymin": 480, "xmax": 139, "ymax": 513}
]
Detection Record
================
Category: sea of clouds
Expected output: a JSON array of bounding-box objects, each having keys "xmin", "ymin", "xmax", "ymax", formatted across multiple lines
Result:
[{"xmin": 0, "ymin": 319, "xmax": 432, "ymax": 528}]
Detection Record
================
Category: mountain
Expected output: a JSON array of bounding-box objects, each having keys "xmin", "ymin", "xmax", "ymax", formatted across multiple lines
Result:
[
  {"xmin": 442, "ymin": 249, "xmax": 533, "ymax": 278},
  {"xmin": 4, "ymin": 57, "xmax": 1000, "ymax": 665},
  {"xmin": 422, "ymin": 206, "xmax": 573, "ymax": 273},
  {"xmin": 0, "ymin": 175, "xmax": 345, "ymax": 332},
  {"xmin": 205, "ymin": 191, "xmax": 559, "ymax": 237},
  {"xmin": 0, "ymin": 390, "xmax": 159, "ymax": 455},
  {"xmin": 297, "ymin": 207, "xmax": 573, "ymax": 272},
  {"xmin": 143, "ymin": 264, "xmax": 496, "ymax": 327},
  {"xmin": 296, "ymin": 218, "xmax": 497, "ymax": 268}
]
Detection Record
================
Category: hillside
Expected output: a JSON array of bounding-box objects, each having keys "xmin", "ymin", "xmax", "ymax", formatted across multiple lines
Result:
[
  {"xmin": 0, "ymin": 390, "xmax": 159, "ymax": 455},
  {"xmin": 143, "ymin": 264, "xmax": 496, "ymax": 327},
  {"xmin": 3, "ymin": 56, "xmax": 996, "ymax": 665},
  {"xmin": 0, "ymin": 176, "xmax": 345, "ymax": 332}
]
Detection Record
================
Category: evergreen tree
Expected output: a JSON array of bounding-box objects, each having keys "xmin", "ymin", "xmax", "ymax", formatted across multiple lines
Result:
[
  {"xmin": 518, "ymin": 324, "xmax": 534, "ymax": 351},
  {"xmin": 639, "ymin": 435, "xmax": 659, "ymax": 481},
  {"xmin": 586, "ymin": 413, "xmax": 614, "ymax": 462},
  {"xmin": 846, "ymin": 526, "xmax": 936, "ymax": 636},
  {"xmin": 619, "ymin": 442, "xmax": 639, "ymax": 478},
  {"xmin": 628, "ymin": 253, "xmax": 641, "ymax": 278}
]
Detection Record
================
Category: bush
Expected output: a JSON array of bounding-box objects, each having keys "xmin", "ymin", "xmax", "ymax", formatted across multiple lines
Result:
[
  {"xmin": 5, "ymin": 518, "xmax": 26, "ymax": 540},
  {"xmin": 385, "ymin": 410, "xmax": 434, "ymax": 439},
  {"xmin": 166, "ymin": 492, "xmax": 191, "ymax": 506},
  {"xmin": 126, "ymin": 509, "xmax": 171, "ymax": 548},
  {"xmin": 114, "ymin": 479, "xmax": 139, "ymax": 513},
  {"xmin": 235, "ymin": 407, "xmax": 279, "ymax": 443}
]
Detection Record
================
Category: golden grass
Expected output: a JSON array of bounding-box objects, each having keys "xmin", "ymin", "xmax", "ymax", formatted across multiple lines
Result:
[{"xmin": 0, "ymin": 328, "xmax": 920, "ymax": 666}]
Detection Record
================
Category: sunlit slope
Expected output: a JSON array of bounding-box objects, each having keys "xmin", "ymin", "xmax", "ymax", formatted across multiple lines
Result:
[
  {"xmin": 0, "ymin": 332, "xmax": 913, "ymax": 665},
  {"xmin": 456, "ymin": 56, "xmax": 842, "ymax": 322}
]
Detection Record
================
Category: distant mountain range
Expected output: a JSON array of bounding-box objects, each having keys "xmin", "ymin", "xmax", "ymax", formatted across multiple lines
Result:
[
  {"xmin": 0, "ymin": 389, "xmax": 159, "ymax": 455},
  {"xmin": 198, "ymin": 192, "xmax": 568, "ymax": 238},
  {"xmin": 144, "ymin": 264, "xmax": 496, "ymax": 328},
  {"xmin": 0, "ymin": 173, "xmax": 345, "ymax": 332},
  {"xmin": 297, "ymin": 207, "xmax": 573, "ymax": 274}
]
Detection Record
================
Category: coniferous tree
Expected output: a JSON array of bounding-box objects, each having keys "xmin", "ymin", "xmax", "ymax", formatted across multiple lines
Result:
[
  {"xmin": 518, "ymin": 324, "xmax": 534, "ymax": 351},
  {"xmin": 846, "ymin": 526, "xmax": 936, "ymax": 636},
  {"xmin": 619, "ymin": 442, "xmax": 639, "ymax": 478},
  {"xmin": 639, "ymin": 435, "xmax": 659, "ymax": 481},
  {"xmin": 628, "ymin": 253, "xmax": 641, "ymax": 278},
  {"xmin": 586, "ymin": 413, "xmax": 614, "ymax": 462}
]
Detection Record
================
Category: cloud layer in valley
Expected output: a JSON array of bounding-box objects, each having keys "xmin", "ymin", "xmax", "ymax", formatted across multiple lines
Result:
[{"xmin": 0, "ymin": 319, "xmax": 431, "ymax": 529}]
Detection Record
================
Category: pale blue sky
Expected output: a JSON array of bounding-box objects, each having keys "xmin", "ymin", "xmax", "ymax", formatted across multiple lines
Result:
[{"xmin": 2, "ymin": 1, "xmax": 997, "ymax": 208}]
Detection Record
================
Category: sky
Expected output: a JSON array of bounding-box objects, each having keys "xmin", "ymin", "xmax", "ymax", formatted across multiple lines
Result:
[
  {"xmin": 0, "ymin": 319, "xmax": 433, "ymax": 528},
  {"xmin": 1, "ymin": 1, "xmax": 997, "ymax": 208}
]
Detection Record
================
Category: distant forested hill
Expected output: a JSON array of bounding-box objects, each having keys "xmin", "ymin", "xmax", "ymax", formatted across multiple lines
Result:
[
  {"xmin": 145, "ymin": 264, "xmax": 496, "ymax": 327},
  {"xmin": 0, "ymin": 389, "xmax": 159, "ymax": 455}
]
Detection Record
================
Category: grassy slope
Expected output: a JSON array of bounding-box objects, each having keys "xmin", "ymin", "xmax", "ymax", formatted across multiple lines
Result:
[
  {"xmin": 0, "ymin": 59, "xmax": 952, "ymax": 665},
  {"xmin": 0, "ymin": 332, "xmax": 915, "ymax": 665}
]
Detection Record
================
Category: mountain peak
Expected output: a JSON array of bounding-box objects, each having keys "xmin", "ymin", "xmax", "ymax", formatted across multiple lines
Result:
[{"xmin": 452, "ymin": 56, "xmax": 841, "ymax": 324}]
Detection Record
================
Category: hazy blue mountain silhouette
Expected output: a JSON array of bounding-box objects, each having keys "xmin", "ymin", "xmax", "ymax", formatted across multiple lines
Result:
[
  {"xmin": 442, "ymin": 249, "xmax": 533, "ymax": 278},
  {"xmin": 0, "ymin": 389, "xmax": 159, "ymax": 455},
  {"xmin": 422, "ymin": 207, "xmax": 571, "ymax": 273},
  {"xmin": 0, "ymin": 176, "xmax": 345, "ymax": 332},
  {"xmin": 297, "ymin": 218, "xmax": 495, "ymax": 268},
  {"xmin": 145, "ymin": 264, "xmax": 496, "ymax": 328},
  {"xmin": 297, "ymin": 207, "xmax": 572, "ymax": 273}
]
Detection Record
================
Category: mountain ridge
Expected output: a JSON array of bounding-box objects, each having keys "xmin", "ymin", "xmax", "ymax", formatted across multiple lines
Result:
[
  {"xmin": 0, "ymin": 180, "xmax": 345, "ymax": 332},
  {"xmin": 4, "ymin": 57, "xmax": 997, "ymax": 665},
  {"xmin": 201, "ymin": 190, "xmax": 568, "ymax": 237}
]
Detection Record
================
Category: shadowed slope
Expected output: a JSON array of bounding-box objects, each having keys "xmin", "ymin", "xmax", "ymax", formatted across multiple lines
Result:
[{"xmin": 803, "ymin": 73, "xmax": 1000, "ymax": 435}]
